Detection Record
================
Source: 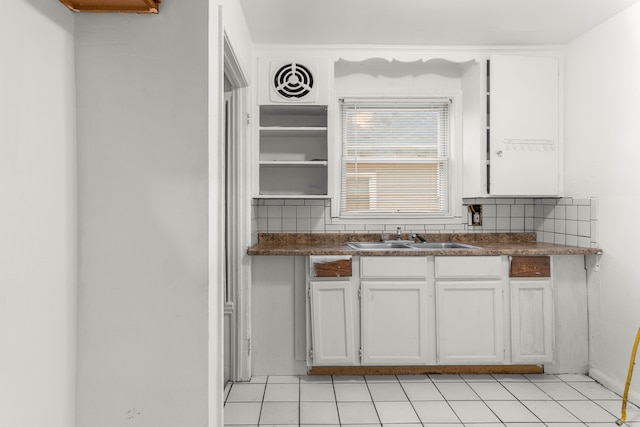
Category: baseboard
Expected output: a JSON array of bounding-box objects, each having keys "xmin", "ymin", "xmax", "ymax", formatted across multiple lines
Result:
[
  {"xmin": 309, "ymin": 365, "xmax": 544, "ymax": 376},
  {"xmin": 589, "ymin": 367, "xmax": 640, "ymax": 407}
]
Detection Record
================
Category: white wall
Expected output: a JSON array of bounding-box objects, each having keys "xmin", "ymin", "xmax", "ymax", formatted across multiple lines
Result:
[
  {"xmin": 0, "ymin": 1, "xmax": 77, "ymax": 426},
  {"xmin": 564, "ymin": 2, "xmax": 640, "ymax": 401},
  {"xmin": 74, "ymin": 1, "xmax": 210, "ymax": 425}
]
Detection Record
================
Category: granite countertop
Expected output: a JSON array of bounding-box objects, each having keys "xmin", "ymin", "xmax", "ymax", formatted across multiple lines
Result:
[{"xmin": 247, "ymin": 232, "xmax": 602, "ymax": 256}]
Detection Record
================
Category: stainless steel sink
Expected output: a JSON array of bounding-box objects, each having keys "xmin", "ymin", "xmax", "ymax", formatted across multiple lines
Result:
[
  {"xmin": 346, "ymin": 242, "xmax": 415, "ymax": 250},
  {"xmin": 408, "ymin": 242, "xmax": 481, "ymax": 249},
  {"xmin": 346, "ymin": 241, "xmax": 481, "ymax": 250}
]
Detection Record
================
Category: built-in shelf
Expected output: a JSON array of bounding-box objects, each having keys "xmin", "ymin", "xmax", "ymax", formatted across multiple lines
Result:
[{"xmin": 256, "ymin": 105, "xmax": 328, "ymax": 198}]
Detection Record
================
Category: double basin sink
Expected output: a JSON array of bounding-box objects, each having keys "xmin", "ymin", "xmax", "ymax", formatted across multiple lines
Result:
[{"xmin": 346, "ymin": 241, "xmax": 481, "ymax": 251}]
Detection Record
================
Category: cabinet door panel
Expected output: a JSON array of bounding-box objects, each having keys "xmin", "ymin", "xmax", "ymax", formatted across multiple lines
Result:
[
  {"xmin": 361, "ymin": 281, "xmax": 429, "ymax": 365},
  {"xmin": 511, "ymin": 279, "xmax": 554, "ymax": 363},
  {"xmin": 310, "ymin": 280, "xmax": 357, "ymax": 365},
  {"xmin": 490, "ymin": 55, "xmax": 559, "ymax": 196},
  {"xmin": 436, "ymin": 280, "xmax": 504, "ymax": 364}
]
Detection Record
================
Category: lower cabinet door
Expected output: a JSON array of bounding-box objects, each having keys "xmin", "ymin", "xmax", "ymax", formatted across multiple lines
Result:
[
  {"xmin": 309, "ymin": 280, "xmax": 358, "ymax": 365},
  {"xmin": 510, "ymin": 279, "xmax": 554, "ymax": 363},
  {"xmin": 361, "ymin": 280, "xmax": 429, "ymax": 365},
  {"xmin": 436, "ymin": 280, "xmax": 505, "ymax": 364}
]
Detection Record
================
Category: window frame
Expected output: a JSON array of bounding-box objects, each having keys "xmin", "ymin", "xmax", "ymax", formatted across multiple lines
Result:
[{"xmin": 330, "ymin": 96, "xmax": 463, "ymax": 223}]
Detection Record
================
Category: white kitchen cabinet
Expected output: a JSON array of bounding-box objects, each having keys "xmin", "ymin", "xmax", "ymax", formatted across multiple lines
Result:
[
  {"xmin": 510, "ymin": 279, "xmax": 554, "ymax": 363},
  {"xmin": 361, "ymin": 280, "xmax": 430, "ymax": 365},
  {"xmin": 435, "ymin": 256, "xmax": 506, "ymax": 364},
  {"xmin": 309, "ymin": 280, "xmax": 358, "ymax": 365},
  {"xmin": 436, "ymin": 280, "xmax": 505, "ymax": 364},
  {"xmin": 509, "ymin": 255, "xmax": 555, "ymax": 364},
  {"xmin": 488, "ymin": 54, "xmax": 560, "ymax": 196},
  {"xmin": 256, "ymin": 105, "xmax": 328, "ymax": 198}
]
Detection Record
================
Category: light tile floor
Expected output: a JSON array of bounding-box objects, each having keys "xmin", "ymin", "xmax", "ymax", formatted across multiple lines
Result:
[{"xmin": 223, "ymin": 373, "xmax": 640, "ymax": 426}]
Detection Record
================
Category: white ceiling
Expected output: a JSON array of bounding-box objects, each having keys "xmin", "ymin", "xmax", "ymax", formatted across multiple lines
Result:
[{"xmin": 238, "ymin": 0, "xmax": 640, "ymax": 46}]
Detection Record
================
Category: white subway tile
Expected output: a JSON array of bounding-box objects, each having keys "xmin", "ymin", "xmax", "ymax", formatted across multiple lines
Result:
[
  {"xmin": 310, "ymin": 205, "xmax": 325, "ymax": 219},
  {"xmin": 578, "ymin": 206, "xmax": 591, "ymax": 221},
  {"xmin": 497, "ymin": 205, "xmax": 511, "ymax": 217},
  {"xmin": 565, "ymin": 235, "xmax": 578, "ymax": 246},
  {"xmin": 297, "ymin": 206, "xmax": 311, "ymax": 218},
  {"xmin": 282, "ymin": 219, "xmax": 297, "ymax": 232},
  {"xmin": 578, "ymin": 236, "xmax": 591, "ymax": 247},
  {"xmin": 257, "ymin": 206, "xmax": 269, "ymax": 218},
  {"xmin": 282, "ymin": 206, "xmax": 297, "ymax": 218},
  {"xmin": 543, "ymin": 217, "xmax": 555, "ymax": 233},
  {"xmin": 325, "ymin": 224, "xmax": 346, "ymax": 231},
  {"xmin": 296, "ymin": 218, "xmax": 311, "ymax": 232},
  {"xmin": 525, "ymin": 205, "xmax": 535, "ymax": 217},
  {"xmin": 496, "ymin": 217, "xmax": 511, "ymax": 231},
  {"xmin": 590, "ymin": 198, "xmax": 599, "ymax": 220},
  {"xmin": 515, "ymin": 198, "xmax": 535, "ymax": 204},
  {"xmin": 267, "ymin": 206, "xmax": 282, "ymax": 218},
  {"xmin": 511, "ymin": 217, "xmax": 525, "ymax": 231},
  {"xmin": 483, "ymin": 205, "xmax": 497, "ymax": 217},
  {"xmin": 578, "ymin": 221, "xmax": 591, "ymax": 237},
  {"xmin": 524, "ymin": 218, "xmax": 534, "ymax": 230},
  {"xmin": 495, "ymin": 198, "xmax": 515, "ymax": 204},
  {"xmin": 511, "ymin": 205, "xmax": 525, "ymax": 217},
  {"xmin": 534, "ymin": 205, "xmax": 544, "ymax": 218},
  {"xmin": 268, "ymin": 218, "xmax": 282, "ymax": 232}
]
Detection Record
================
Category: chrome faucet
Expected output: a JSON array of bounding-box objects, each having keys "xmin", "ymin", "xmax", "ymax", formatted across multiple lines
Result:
[
  {"xmin": 396, "ymin": 227, "xmax": 402, "ymax": 240},
  {"xmin": 411, "ymin": 233, "xmax": 428, "ymax": 243}
]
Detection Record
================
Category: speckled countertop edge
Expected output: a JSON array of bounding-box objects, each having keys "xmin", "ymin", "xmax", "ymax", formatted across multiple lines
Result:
[{"xmin": 247, "ymin": 233, "xmax": 602, "ymax": 256}]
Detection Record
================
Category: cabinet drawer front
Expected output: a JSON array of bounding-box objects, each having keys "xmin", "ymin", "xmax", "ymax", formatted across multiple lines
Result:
[
  {"xmin": 435, "ymin": 256, "xmax": 502, "ymax": 279},
  {"xmin": 510, "ymin": 256, "xmax": 550, "ymax": 278},
  {"xmin": 309, "ymin": 256, "xmax": 352, "ymax": 277},
  {"xmin": 361, "ymin": 256, "xmax": 427, "ymax": 278}
]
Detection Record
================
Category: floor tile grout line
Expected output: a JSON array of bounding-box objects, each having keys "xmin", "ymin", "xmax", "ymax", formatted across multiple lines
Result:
[
  {"xmin": 396, "ymin": 374, "xmax": 425, "ymax": 424},
  {"xmin": 255, "ymin": 375, "xmax": 268, "ymax": 426},
  {"xmin": 363, "ymin": 375, "xmax": 383, "ymax": 425},
  {"xmin": 330, "ymin": 376, "xmax": 342, "ymax": 426}
]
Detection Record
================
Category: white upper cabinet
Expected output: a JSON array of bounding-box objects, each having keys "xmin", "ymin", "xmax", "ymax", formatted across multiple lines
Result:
[{"xmin": 488, "ymin": 54, "xmax": 560, "ymax": 196}]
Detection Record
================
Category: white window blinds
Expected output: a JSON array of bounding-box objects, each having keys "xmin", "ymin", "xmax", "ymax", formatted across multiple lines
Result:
[{"xmin": 340, "ymin": 99, "xmax": 451, "ymax": 216}]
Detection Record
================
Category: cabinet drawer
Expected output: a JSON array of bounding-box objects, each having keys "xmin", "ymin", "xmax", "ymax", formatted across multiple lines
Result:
[
  {"xmin": 510, "ymin": 256, "xmax": 550, "ymax": 278},
  {"xmin": 361, "ymin": 256, "xmax": 427, "ymax": 278},
  {"xmin": 435, "ymin": 256, "xmax": 502, "ymax": 279},
  {"xmin": 309, "ymin": 256, "xmax": 352, "ymax": 278}
]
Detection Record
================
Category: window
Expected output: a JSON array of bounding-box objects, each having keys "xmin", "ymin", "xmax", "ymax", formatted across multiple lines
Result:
[{"xmin": 340, "ymin": 98, "xmax": 452, "ymax": 217}]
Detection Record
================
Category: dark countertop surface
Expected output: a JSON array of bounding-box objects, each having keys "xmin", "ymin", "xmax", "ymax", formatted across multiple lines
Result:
[{"xmin": 247, "ymin": 232, "xmax": 602, "ymax": 257}]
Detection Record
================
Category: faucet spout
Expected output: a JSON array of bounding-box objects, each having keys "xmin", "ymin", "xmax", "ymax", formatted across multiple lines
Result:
[
  {"xmin": 396, "ymin": 227, "xmax": 402, "ymax": 240},
  {"xmin": 411, "ymin": 233, "xmax": 428, "ymax": 243}
]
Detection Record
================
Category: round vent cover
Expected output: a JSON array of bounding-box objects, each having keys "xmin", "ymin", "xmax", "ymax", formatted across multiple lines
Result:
[{"xmin": 273, "ymin": 63, "xmax": 314, "ymax": 99}]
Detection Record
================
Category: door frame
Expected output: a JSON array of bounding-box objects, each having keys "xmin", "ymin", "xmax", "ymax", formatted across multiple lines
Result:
[{"xmin": 222, "ymin": 32, "xmax": 251, "ymax": 381}]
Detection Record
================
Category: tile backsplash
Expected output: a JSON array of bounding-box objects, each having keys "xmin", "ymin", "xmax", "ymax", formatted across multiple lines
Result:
[{"xmin": 251, "ymin": 197, "xmax": 599, "ymax": 249}]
